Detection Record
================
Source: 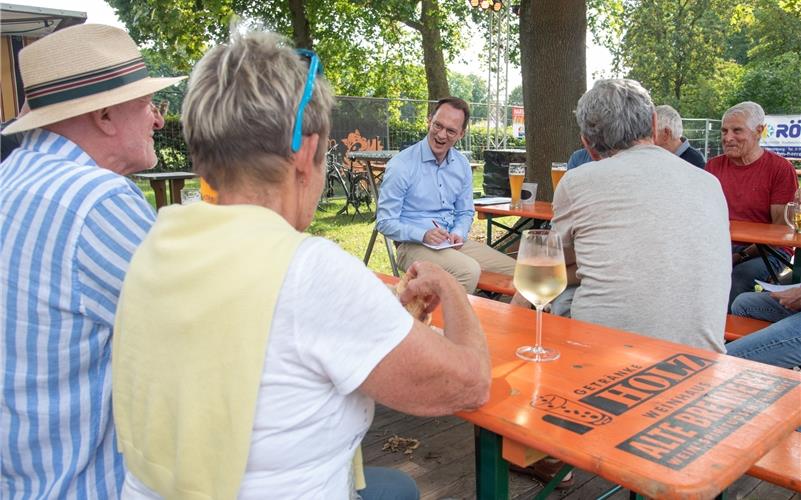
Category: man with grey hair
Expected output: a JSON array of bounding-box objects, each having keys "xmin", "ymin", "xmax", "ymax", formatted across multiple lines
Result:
[
  {"xmin": 654, "ymin": 104, "xmax": 706, "ymax": 168},
  {"xmin": 706, "ymin": 101, "xmax": 797, "ymax": 308},
  {"xmin": 550, "ymin": 79, "xmax": 730, "ymax": 352}
]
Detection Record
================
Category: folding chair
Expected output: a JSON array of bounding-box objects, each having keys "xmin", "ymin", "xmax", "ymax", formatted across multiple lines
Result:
[{"xmin": 363, "ymin": 225, "xmax": 400, "ymax": 277}]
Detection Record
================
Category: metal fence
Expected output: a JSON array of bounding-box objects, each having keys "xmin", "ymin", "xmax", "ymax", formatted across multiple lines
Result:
[{"xmin": 150, "ymin": 88, "xmax": 722, "ymax": 172}]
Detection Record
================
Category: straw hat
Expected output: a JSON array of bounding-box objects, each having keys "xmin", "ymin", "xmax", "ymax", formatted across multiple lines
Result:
[{"xmin": 3, "ymin": 24, "xmax": 186, "ymax": 135}]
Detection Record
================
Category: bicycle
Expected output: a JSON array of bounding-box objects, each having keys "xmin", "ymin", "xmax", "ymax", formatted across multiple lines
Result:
[{"xmin": 319, "ymin": 144, "xmax": 350, "ymax": 210}]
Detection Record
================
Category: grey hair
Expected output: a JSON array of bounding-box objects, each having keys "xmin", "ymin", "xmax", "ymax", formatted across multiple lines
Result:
[
  {"xmin": 723, "ymin": 101, "xmax": 765, "ymax": 131},
  {"xmin": 182, "ymin": 31, "xmax": 334, "ymax": 190},
  {"xmin": 655, "ymin": 105, "xmax": 683, "ymax": 138},
  {"xmin": 575, "ymin": 79, "xmax": 655, "ymax": 158}
]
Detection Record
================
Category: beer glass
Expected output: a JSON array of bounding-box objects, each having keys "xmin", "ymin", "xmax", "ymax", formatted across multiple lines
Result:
[
  {"xmin": 551, "ymin": 162, "xmax": 567, "ymax": 190},
  {"xmin": 509, "ymin": 163, "xmax": 526, "ymax": 210},
  {"xmin": 513, "ymin": 230, "xmax": 567, "ymax": 362},
  {"xmin": 784, "ymin": 202, "xmax": 801, "ymax": 233}
]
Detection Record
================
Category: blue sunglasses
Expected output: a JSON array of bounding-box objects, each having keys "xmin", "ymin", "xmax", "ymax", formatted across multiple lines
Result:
[{"xmin": 292, "ymin": 49, "xmax": 324, "ymax": 153}]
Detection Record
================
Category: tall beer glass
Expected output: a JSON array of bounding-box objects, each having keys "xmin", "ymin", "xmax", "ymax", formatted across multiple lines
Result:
[
  {"xmin": 509, "ymin": 163, "xmax": 525, "ymax": 209},
  {"xmin": 514, "ymin": 230, "xmax": 567, "ymax": 362}
]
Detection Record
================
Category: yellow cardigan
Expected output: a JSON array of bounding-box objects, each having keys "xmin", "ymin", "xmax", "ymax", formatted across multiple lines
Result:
[{"xmin": 113, "ymin": 203, "xmax": 364, "ymax": 500}]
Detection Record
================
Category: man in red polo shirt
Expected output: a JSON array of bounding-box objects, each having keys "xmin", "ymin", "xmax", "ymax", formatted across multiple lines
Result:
[{"xmin": 706, "ymin": 101, "xmax": 797, "ymax": 309}]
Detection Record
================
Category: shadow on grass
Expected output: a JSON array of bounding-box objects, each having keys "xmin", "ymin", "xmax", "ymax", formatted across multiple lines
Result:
[{"xmin": 313, "ymin": 199, "xmax": 376, "ymax": 229}]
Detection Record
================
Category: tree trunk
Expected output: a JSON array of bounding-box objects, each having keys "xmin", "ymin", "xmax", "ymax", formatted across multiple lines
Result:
[
  {"xmin": 288, "ymin": 0, "xmax": 313, "ymax": 49},
  {"xmin": 519, "ymin": 0, "xmax": 586, "ymax": 201},
  {"xmin": 420, "ymin": 0, "xmax": 451, "ymax": 102}
]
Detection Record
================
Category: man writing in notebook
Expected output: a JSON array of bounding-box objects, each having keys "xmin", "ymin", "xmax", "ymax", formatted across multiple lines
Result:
[{"xmin": 377, "ymin": 97, "xmax": 523, "ymax": 301}]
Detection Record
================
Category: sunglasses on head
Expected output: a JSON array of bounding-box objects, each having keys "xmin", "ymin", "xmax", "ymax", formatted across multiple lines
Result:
[{"xmin": 292, "ymin": 49, "xmax": 324, "ymax": 153}]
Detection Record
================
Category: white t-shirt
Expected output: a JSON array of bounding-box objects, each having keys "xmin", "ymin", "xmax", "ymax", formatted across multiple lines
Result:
[{"xmin": 122, "ymin": 237, "xmax": 413, "ymax": 499}]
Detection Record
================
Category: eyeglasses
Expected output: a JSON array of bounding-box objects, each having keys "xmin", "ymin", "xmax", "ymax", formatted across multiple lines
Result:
[
  {"xmin": 292, "ymin": 49, "xmax": 324, "ymax": 153},
  {"xmin": 431, "ymin": 120, "xmax": 460, "ymax": 139}
]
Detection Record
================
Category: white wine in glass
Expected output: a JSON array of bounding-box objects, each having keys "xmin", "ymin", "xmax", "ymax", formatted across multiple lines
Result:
[{"xmin": 513, "ymin": 230, "xmax": 567, "ymax": 362}]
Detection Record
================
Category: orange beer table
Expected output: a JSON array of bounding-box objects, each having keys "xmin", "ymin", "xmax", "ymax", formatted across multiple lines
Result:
[
  {"xmin": 453, "ymin": 294, "xmax": 801, "ymax": 499},
  {"xmin": 475, "ymin": 202, "xmax": 554, "ymax": 252},
  {"xmin": 478, "ymin": 204, "xmax": 801, "ymax": 283},
  {"xmin": 730, "ymin": 220, "xmax": 801, "ymax": 283}
]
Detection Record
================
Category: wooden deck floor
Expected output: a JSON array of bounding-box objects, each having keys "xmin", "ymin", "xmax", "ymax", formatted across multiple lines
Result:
[{"xmin": 364, "ymin": 405, "xmax": 800, "ymax": 500}]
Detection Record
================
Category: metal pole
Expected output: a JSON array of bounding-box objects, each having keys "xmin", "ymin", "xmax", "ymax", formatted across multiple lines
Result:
[
  {"xmin": 486, "ymin": 12, "xmax": 493, "ymax": 150},
  {"xmin": 704, "ymin": 119, "xmax": 710, "ymax": 159},
  {"xmin": 502, "ymin": 7, "xmax": 509, "ymax": 148}
]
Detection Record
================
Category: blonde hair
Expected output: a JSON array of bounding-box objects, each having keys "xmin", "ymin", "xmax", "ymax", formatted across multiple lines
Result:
[{"xmin": 182, "ymin": 31, "xmax": 334, "ymax": 190}]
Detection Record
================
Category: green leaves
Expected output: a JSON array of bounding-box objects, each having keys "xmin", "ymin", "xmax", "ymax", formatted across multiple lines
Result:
[{"xmin": 589, "ymin": 0, "xmax": 800, "ymax": 118}]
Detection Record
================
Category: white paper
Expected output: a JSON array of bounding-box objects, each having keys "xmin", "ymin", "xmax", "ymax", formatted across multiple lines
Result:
[
  {"xmin": 473, "ymin": 197, "xmax": 511, "ymax": 206},
  {"xmin": 422, "ymin": 240, "xmax": 463, "ymax": 250},
  {"xmin": 754, "ymin": 280, "xmax": 801, "ymax": 293}
]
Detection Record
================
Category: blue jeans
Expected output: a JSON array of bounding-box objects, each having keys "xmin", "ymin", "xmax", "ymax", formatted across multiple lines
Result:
[
  {"xmin": 729, "ymin": 245, "xmax": 786, "ymax": 310},
  {"xmin": 727, "ymin": 293, "xmax": 801, "ymax": 369},
  {"xmin": 359, "ymin": 467, "xmax": 419, "ymax": 500},
  {"xmin": 550, "ymin": 285, "xmax": 577, "ymax": 317}
]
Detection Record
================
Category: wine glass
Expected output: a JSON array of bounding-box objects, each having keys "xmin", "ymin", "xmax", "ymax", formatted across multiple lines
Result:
[{"xmin": 513, "ymin": 229, "xmax": 567, "ymax": 362}]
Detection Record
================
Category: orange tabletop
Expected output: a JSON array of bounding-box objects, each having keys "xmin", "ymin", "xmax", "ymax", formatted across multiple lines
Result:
[
  {"xmin": 477, "ymin": 203, "xmax": 801, "ymax": 282},
  {"xmin": 455, "ymin": 294, "xmax": 801, "ymax": 499},
  {"xmin": 475, "ymin": 201, "xmax": 554, "ymax": 221},
  {"xmin": 729, "ymin": 219, "xmax": 801, "ymax": 247},
  {"xmin": 730, "ymin": 220, "xmax": 801, "ymax": 282}
]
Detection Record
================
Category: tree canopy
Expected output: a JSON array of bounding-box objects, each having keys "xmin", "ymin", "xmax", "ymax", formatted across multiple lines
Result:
[{"xmin": 592, "ymin": 0, "xmax": 801, "ymax": 118}]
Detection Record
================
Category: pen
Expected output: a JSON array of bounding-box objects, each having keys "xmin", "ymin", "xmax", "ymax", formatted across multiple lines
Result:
[{"xmin": 432, "ymin": 219, "xmax": 441, "ymax": 229}]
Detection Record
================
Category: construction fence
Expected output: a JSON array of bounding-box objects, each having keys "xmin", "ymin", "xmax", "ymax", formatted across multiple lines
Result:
[{"xmin": 151, "ymin": 89, "xmax": 722, "ymax": 173}]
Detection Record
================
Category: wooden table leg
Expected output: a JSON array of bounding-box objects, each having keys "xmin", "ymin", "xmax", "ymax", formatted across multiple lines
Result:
[
  {"xmin": 150, "ymin": 180, "xmax": 168, "ymax": 210},
  {"xmin": 170, "ymin": 179, "xmax": 186, "ymax": 205},
  {"xmin": 475, "ymin": 426, "xmax": 509, "ymax": 500}
]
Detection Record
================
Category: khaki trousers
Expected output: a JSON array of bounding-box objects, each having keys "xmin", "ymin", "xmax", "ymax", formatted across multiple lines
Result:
[{"xmin": 396, "ymin": 240, "xmax": 516, "ymax": 293}]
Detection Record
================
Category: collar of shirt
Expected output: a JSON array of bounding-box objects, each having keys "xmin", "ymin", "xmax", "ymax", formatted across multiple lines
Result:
[
  {"xmin": 20, "ymin": 128, "xmax": 98, "ymax": 168},
  {"xmin": 420, "ymin": 137, "xmax": 453, "ymax": 167},
  {"xmin": 674, "ymin": 137, "xmax": 691, "ymax": 157}
]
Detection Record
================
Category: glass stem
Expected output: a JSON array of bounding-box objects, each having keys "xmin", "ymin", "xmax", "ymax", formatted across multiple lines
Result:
[{"xmin": 534, "ymin": 305, "xmax": 544, "ymax": 351}]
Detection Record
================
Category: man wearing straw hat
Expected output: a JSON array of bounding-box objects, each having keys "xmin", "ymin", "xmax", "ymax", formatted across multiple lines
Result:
[{"xmin": 0, "ymin": 24, "xmax": 184, "ymax": 498}]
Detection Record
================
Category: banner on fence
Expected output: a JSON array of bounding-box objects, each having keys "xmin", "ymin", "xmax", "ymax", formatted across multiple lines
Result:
[
  {"xmin": 512, "ymin": 106, "xmax": 525, "ymax": 139},
  {"xmin": 761, "ymin": 115, "xmax": 801, "ymax": 159}
]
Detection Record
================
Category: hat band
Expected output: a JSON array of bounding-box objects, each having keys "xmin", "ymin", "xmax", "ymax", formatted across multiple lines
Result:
[{"xmin": 26, "ymin": 58, "xmax": 149, "ymax": 109}]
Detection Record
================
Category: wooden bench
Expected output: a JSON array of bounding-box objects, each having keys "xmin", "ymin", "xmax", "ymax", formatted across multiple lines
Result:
[
  {"xmin": 747, "ymin": 431, "xmax": 801, "ymax": 492},
  {"xmin": 476, "ymin": 271, "xmax": 515, "ymax": 297},
  {"xmin": 724, "ymin": 314, "xmax": 771, "ymax": 342}
]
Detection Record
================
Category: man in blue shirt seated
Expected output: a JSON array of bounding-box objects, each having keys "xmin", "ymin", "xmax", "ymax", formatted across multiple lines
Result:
[
  {"xmin": 377, "ymin": 97, "xmax": 524, "ymax": 302},
  {"xmin": 654, "ymin": 104, "xmax": 706, "ymax": 168},
  {"xmin": 567, "ymin": 147, "xmax": 591, "ymax": 169}
]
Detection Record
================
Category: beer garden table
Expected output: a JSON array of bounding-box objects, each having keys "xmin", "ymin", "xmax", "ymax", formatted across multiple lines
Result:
[
  {"xmin": 449, "ymin": 292, "xmax": 801, "ymax": 499},
  {"xmin": 476, "ymin": 202, "xmax": 801, "ymax": 283},
  {"xmin": 133, "ymin": 171, "xmax": 197, "ymax": 210}
]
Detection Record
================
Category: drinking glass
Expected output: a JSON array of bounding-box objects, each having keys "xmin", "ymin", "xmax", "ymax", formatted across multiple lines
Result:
[
  {"xmin": 551, "ymin": 162, "xmax": 567, "ymax": 190},
  {"xmin": 180, "ymin": 187, "xmax": 201, "ymax": 205},
  {"xmin": 784, "ymin": 202, "xmax": 801, "ymax": 233},
  {"xmin": 508, "ymin": 163, "xmax": 526, "ymax": 209},
  {"xmin": 513, "ymin": 229, "xmax": 567, "ymax": 362}
]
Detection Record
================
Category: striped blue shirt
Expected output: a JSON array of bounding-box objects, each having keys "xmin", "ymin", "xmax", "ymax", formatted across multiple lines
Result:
[{"xmin": 1, "ymin": 129, "xmax": 156, "ymax": 499}]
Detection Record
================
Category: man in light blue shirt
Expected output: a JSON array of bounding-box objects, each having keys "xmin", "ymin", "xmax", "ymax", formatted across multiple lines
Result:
[{"xmin": 377, "ymin": 97, "xmax": 519, "ymax": 295}]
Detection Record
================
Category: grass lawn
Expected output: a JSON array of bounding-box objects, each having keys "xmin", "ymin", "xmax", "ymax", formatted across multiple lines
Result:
[{"xmin": 133, "ymin": 166, "xmax": 517, "ymax": 276}]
